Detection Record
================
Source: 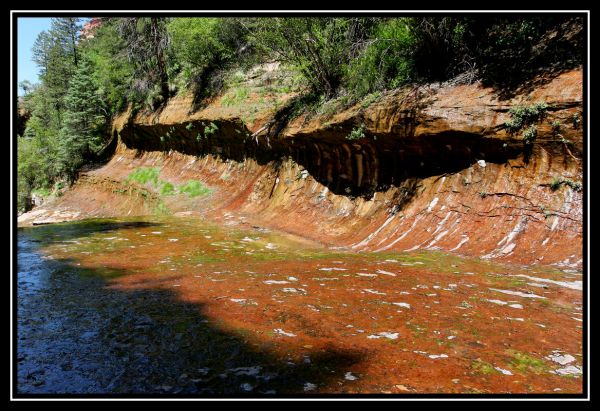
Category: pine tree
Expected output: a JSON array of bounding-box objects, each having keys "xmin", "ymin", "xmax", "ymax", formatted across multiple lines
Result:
[
  {"xmin": 31, "ymin": 18, "xmax": 81, "ymax": 121},
  {"xmin": 58, "ymin": 58, "xmax": 104, "ymax": 179},
  {"xmin": 116, "ymin": 17, "xmax": 171, "ymax": 105}
]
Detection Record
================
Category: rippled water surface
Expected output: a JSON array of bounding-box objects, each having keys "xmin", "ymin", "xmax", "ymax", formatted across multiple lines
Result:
[{"xmin": 17, "ymin": 216, "xmax": 583, "ymax": 395}]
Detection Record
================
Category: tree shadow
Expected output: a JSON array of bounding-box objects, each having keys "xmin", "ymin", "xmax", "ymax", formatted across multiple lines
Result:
[
  {"xmin": 485, "ymin": 66, "xmax": 580, "ymax": 102},
  {"xmin": 16, "ymin": 231, "xmax": 366, "ymax": 397},
  {"xmin": 19, "ymin": 220, "xmax": 162, "ymax": 244},
  {"xmin": 119, "ymin": 115, "xmax": 525, "ymax": 203}
]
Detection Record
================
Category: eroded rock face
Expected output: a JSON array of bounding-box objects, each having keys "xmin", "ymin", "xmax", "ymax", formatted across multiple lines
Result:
[{"xmin": 19, "ymin": 69, "xmax": 583, "ymax": 268}]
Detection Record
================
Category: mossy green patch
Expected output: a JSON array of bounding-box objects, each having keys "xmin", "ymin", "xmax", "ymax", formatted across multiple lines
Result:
[
  {"xmin": 179, "ymin": 180, "xmax": 211, "ymax": 198},
  {"xmin": 159, "ymin": 182, "xmax": 176, "ymax": 196},
  {"xmin": 471, "ymin": 359, "xmax": 500, "ymax": 375},
  {"xmin": 507, "ymin": 350, "xmax": 549, "ymax": 374},
  {"xmin": 125, "ymin": 167, "xmax": 160, "ymax": 186}
]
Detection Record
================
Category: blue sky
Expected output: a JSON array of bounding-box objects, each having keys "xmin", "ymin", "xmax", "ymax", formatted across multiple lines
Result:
[
  {"xmin": 17, "ymin": 17, "xmax": 52, "ymax": 95},
  {"xmin": 17, "ymin": 17, "xmax": 90, "ymax": 96}
]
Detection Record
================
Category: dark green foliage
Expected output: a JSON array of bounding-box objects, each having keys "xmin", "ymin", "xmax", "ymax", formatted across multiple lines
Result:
[
  {"xmin": 116, "ymin": 17, "xmax": 171, "ymax": 107},
  {"xmin": 465, "ymin": 16, "xmax": 584, "ymax": 87},
  {"xmin": 17, "ymin": 127, "xmax": 60, "ymax": 212},
  {"xmin": 58, "ymin": 59, "xmax": 105, "ymax": 179},
  {"xmin": 345, "ymin": 124, "xmax": 366, "ymax": 140},
  {"xmin": 504, "ymin": 101, "xmax": 549, "ymax": 151},
  {"xmin": 550, "ymin": 177, "xmax": 582, "ymax": 192},
  {"xmin": 167, "ymin": 18, "xmax": 251, "ymax": 104},
  {"xmin": 505, "ymin": 102, "xmax": 549, "ymax": 134},
  {"xmin": 83, "ymin": 19, "xmax": 134, "ymax": 113},
  {"xmin": 522, "ymin": 125, "xmax": 538, "ymax": 146},
  {"xmin": 407, "ymin": 17, "xmax": 472, "ymax": 81},
  {"xmin": 250, "ymin": 17, "xmax": 377, "ymax": 98},
  {"xmin": 204, "ymin": 122, "xmax": 219, "ymax": 137},
  {"xmin": 32, "ymin": 18, "xmax": 82, "ymax": 115},
  {"xmin": 346, "ymin": 19, "xmax": 415, "ymax": 96}
]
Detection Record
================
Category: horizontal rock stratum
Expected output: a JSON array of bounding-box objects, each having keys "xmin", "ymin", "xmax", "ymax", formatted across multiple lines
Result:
[{"xmin": 19, "ymin": 68, "xmax": 583, "ymax": 269}]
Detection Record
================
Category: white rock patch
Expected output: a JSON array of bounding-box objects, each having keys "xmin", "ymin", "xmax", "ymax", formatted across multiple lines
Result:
[
  {"xmin": 510, "ymin": 274, "xmax": 582, "ymax": 291},
  {"xmin": 546, "ymin": 352, "xmax": 576, "ymax": 365},
  {"xmin": 489, "ymin": 288, "xmax": 546, "ymax": 299},
  {"xmin": 367, "ymin": 332, "xmax": 399, "ymax": 340},
  {"xmin": 494, "ymin": 367, "xmax": 513, "ymax": 375},
  {"xmin": 427, "ymin": 197, "xmax": 439, "ymax": 212},
  {"xmin": 273, "ymin": 328, "xmax": 296, "ymax": 337},
  {"xmin": 344, "ymin": 372, "xmax": 358, "ymax": 381},
  {"xmin": 552, "ymin": 365, "xmax": 582, "ymax": 376},
  {"xmin": 363, "ymin": 289, "xmax": 386, "ymax": 295}
]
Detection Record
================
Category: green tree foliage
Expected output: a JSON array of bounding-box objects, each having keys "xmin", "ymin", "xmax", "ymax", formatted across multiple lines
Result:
[
  {"xmin": 249, "ymin": 17, "xmax": 377, "ymax": 98},
  {"xmin": 17, "ymin": 117, "xmax": 61, "ymax": 211},
  {"xmin": 116, "ymin": 17, "xmax": 171, "ymax": 107},
  {"xmin": 83, "ymin": 18, "xmax": 134, "ymax": 113},
  {"xmin": 32, "ymin": 18, "xmax": 81, "ymax": 118},
  {"xmin": 461, "ymin": 16, "xmax": 584, "ymax": 86},
  {"xmin": 407, "ymin": 17, "xmax": 471, "ymax": 81},
  {"xmin": 57, "ymin": 58, "xmax": 105, "ymax": 179},
  {"xmin": 346, "ymin": 18, "xmax": 415, "ymax": 96},
  {"xmin": 167, "ymin": 18, "xmax": 246, "ymax": 90}
]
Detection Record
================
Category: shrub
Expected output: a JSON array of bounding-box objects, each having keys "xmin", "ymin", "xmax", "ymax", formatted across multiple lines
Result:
[
  {"xmin": 550, "ymin": 176, "xmax": 562, "ymax": 191},
  {"xmin": 346, "ymin": 124, "xmax": 366, "ymax": 140},
  {"xmin": 469, "ymin": 17, "xmax": 584, "ymax": 87},
  {"xmin": 125, "ymin": 167, "xmax": 160, "ymax": 186},
  {"xmin": 522, "ymin": 125, "xmax": 538, "ymax": 145},
  {"xmin": 179, "ymin": 180, "xmax": 211, "ymax": 197},
  {"xmin": 221, "ymin": 87, "xmax": 249, "ymax": 107},
  {"xmin": 167, "ymin": 18, "xmax": 247, "ymax": 91},
  {"xmin": 505, "ymin": 102, "xmax": 549, "ymax": 134},
  {"xmin": 251, "ymin": 17, "xmax": 378, "ymax": 98},
  {"xmin": 159, "ymin": 181, "xmax": 176, "ymax": 196},
  {"xmin": 204, "ymin": 122, "xmax": 219, "ymax": 137},
  {"xmin": 346, "ymin": 18, "xmax": 415, "ymax": 96},
  {"xmin": 550, "ymin": 177, "xmax": 582, "ymax": 192},
  {"xmin": 407, "ymin": 17, "xmax": 471, "ymax": 81}
]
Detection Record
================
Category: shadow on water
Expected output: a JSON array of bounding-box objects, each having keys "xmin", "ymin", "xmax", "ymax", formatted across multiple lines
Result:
[
  {"xmin": 16, "ymin": 229, "xmax": 365, "ymax": 397},
  {"xmin": 20, "ymin": 220, "xmax": 162, "ymax": 244}
]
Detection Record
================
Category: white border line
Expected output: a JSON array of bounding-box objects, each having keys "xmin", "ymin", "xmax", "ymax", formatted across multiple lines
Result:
[{"xmin": 10, "ymin": 10, "xmax": 591, "ymax": 401}]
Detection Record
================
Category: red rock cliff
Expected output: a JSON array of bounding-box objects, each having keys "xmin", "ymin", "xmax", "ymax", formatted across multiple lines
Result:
[{"xmin": 19, "ymin": 69, "xmax": 584, "ymax": 269}]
